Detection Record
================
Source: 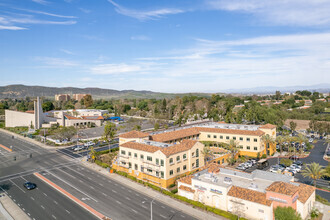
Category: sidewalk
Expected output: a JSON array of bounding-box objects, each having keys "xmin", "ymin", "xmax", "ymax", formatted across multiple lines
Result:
[
  {"xmin": 0, "ymin": 193, "xmax": 29, "ymax": 220},
  {"xmin": 0, "ymin": 128, "xmax": 69, "ymax": 150},
  {"xmin": 315, "ymin": 201, "xmax": 330, "ymax": 220},
  {"xmin": 81, "ymin": 159, "xmax": 225, "ymax": 220}
]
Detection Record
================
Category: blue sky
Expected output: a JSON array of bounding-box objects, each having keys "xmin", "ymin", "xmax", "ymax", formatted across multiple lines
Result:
[{"xmin": 0, "ymin": 0, "xmax": 330, "ymax": 93}]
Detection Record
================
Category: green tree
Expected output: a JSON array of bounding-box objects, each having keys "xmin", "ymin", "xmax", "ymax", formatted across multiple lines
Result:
[
  {"xmin": 274, "ymin": 206, "xmax": 302, "ymax": 220},
  {"xmin": 301, "ymin": 162, "xmax": 327, "ymax": 187},
  {"xmin": 83, "ymin": 95, "xmax": 93, "ymax": 108},
  {"xmin": 103, "ymin": 122, "xmax": 117, "ymax": 143},
  {"xmin": 89, "ymin": 146, "xmax": 96, "ymax": 162},
  {"xmin": 42, "ymin": 101, "xmax": 55, "ymax": 112},
  {"xmin": 275, "ymin": 90, "xmax": 281, "ymax": 100},
  {"xmin": 133, "ymin": 124, "xmax": 141, "ymax": 131},
  {"xmin": 261, "ymin": 134, "xmax": 275, "ymax": 155},
  {"xmin": 227, "ymin": 139, "xmax": 239, "ymax": 165},
  {"xmin": 201, "ymin": 146, "xmax": 213, "ymax": 165},
  {"xmin": 276, "ymin": 136, "xmax": 285, "ymax": 156},
  {"xmin": 280, "ymin": 158, "xmax": 293, "ymax": 167},
  {"xmin": 154, "ymin": 122, "xmax": 160, "ymax": 131},
  {"xmin": 289, "ymin": 121, "xmax": 297, "ymax": 133},
  {"xmin": 53, "ymin": 126, "xmax": 77, "ymax": 141}
]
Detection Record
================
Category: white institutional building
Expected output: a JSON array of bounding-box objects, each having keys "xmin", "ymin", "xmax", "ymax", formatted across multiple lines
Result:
[{"xmin": 5, "ymin": 97, "xmax": 107, "ymax": 128}]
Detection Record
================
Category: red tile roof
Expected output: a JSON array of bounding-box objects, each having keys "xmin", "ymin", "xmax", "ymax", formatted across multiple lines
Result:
[
  {"xmin": 197, "ymin": 127, "xmax": 265, "ymax": 136},
  {"xmin": 177, "ymin": 175, "xmax": 193, "ymax": 185},
  {"xmin": 119, "ymin": 130, "xmax": 150, "ymax": 139},
  {"xmin": 297, "ymin": 183, "xmax": 315, "ymax": 203},
  {"xmin": 179, "ymin": 185, "xmax": 195, "ymax": 193},
  {"xmin": 120, "ymin": 139, "xmax": 198, "ymax": 157},
  {"xmin": 151, "ymin": 127, "xmax": 200, "ymax": 142},
  {"xmin": 266, "ymin": 182, "xmax": 298, "ymax": 196},
  {"xmin": 228, "ymin": 186, "xmax": 272, "ymax": 206}
]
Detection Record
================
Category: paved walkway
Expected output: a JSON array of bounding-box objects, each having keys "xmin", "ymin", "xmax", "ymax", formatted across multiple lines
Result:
[
  {"xmin": 81, "ymin": 159, "xmax": 225, "ymax": 220},
  {"xmin": 0, "ymin": 193, "xmax": 29, "ymax": 220},
  {"xmin": 315, "ymin": 201, "xmax": 330, "ymax": 220}
]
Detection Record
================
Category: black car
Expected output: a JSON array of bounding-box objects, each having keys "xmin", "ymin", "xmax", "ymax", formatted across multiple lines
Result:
[
  {"xmin": 23, "ymin": 182, "xmax": 37, "ymax": 190},
  {"xmin": 293, "ymin": 161, "xmax": 303, "ymax": 166}
]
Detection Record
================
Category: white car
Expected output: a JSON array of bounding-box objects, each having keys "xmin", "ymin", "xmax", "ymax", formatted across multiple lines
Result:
[
  {"xmin": 84, "ymin": 141, "xmax": 94, "ymax": 147},
  {"xmin": 74, "ymin": 146, "xmax": 83, "ymax": 151},
  {"xmin": 309, "ymin": 138, "xmax": 314, "ymax": 143},
  {"xmin": 290, "ymin": 164, "xmax": 301, "ymax": 172}
]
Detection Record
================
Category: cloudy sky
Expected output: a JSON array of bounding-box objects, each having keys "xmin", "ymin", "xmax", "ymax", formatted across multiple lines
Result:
[{"xmin": 1, "ymin": 0, "xmax": 329, "ymax": 92}]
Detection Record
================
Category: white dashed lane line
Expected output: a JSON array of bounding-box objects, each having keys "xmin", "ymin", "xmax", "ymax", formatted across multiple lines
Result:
[{"xmin": 41, "ymin": 205, "xmax": 45, "ymax": 210}]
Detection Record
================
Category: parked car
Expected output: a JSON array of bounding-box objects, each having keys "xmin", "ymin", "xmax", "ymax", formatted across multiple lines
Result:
[
  {"xmin": 289, "ymin": 155, "xmax": 299, "ymax": 160},
  {"xmin": 236, "ymin": 165, "xmax": 246, "ymax": 170},
  {"xmin": 309, "ymin": 138, "xmax": 314, "ymax": 143},
  {"xmin": 74, "ymin": 146, "xmax": 83, "ymax": 151},
  {"xmin": 293, "ymin": 160, "xmax": 303, "ymax": 166},
  {"xmin": 23, "ymin": 182, "xmax": 37, "ymax": 190}
]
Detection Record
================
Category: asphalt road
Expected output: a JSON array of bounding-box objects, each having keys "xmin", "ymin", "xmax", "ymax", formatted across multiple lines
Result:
[
  {"xmin": 57, "ymin": 143, "xmax": 119, "ymax": 158},
  {"xmin": 0, "ymin": 131, "xmax": 195, "ymax": 220}
]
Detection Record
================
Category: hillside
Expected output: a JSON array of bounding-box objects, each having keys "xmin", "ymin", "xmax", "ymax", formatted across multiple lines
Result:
[{"xmin": 0, "ymin": 85, "xmax": 213, "ymax": 99}]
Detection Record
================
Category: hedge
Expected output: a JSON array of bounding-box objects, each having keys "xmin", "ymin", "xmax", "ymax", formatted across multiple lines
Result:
[
  {"xmin": 112, "ymin": 169, "xmax": 246, "ymax": 220},
  {"xmin": 95, "ymin": 147, "xmax": 119, "ymax": 156},
  {"xmin": 95, "ymin": 160, "xmax": 110, "ymax": 168}
]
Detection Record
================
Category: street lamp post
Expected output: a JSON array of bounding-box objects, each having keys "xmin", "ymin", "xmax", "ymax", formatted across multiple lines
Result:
[{"xmin": 142, "ymin": 195, "xmax": 159, "ymax": 220}]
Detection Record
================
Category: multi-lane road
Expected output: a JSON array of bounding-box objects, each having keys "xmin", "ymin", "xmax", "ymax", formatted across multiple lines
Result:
[{"xmin": 0, "ymin": 131, "xmax": 195, "ymax": 220}]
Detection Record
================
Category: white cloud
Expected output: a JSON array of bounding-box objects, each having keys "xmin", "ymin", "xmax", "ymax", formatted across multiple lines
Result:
[
  {"xmin": 130, "ymin": 35, "xmax": 150, "ymax": 41},
  {"xmin": 108, "ymin": 0, "xmax": 184, "ymax": 21},
  {"xmin": 0, "ymin": 25, "xmax": 27, "ymax": 30},
  {"xmin": 206, "ymin": 0, "xmax": 330, "ymax": 26},
  {"xmin": 79, "ymin": 8, "xmax": 91, "ymax": 14},
  {"xmin": 14, "ymin": 8, "xmax": 77, "ymax": 19},
  {"xmin": 31, "ymin": 0, "xmax": 49, "ymax": 5},
  {"xmin": 9, "ymin": 17, "xmax": 76, "ymax": 25},
  {"xmin": 60, "ymin": 49, "xmax": 74, "ymax": 55},
  {"xmin": 90, "ymin": 63, "xmax": 142, "ymax": 75},
  {"xmin": 35, "ymin": 57, "xmax": 78, "ymax": 67}
]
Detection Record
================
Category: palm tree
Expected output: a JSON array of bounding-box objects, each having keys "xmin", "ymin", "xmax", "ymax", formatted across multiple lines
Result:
[
  {"xmin": 89, "ymin": 146, "xmax": 96, "ymax": 162},
  {"xmin": 261, "ymin": 134, "xmax": 275, "ymax": 156},
  {"xmin": 276, "ymin": 136, "xmax": 285, "ymax": 156},
  {"xmin": 201, "ymin": 146, "xmax": 213, "ymax": 165},
  {"xmin": 301, "ymin": 162, "xmax": 327, "ymax": 187},
  {"xmin": 296, "ymin": 134, "xmax": 308, "ymax": 151},
  {"xmin": 227, "ymin": 139, "xmax": 239, "ymax": 165}
]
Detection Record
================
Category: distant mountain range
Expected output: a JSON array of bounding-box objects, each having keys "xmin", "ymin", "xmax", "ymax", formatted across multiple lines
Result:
[
  {"xmin": 222, "ymin": 84, "xmax": 330, "ymax": 95},
  {"xmin": 0, "ymin": 84, "xmax": 329, "ymax": 99},
  {"xmin": 0, "ymin": 85, "xmax": 212, "ymax": 99}
]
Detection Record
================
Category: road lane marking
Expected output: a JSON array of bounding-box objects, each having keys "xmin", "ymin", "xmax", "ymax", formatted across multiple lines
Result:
[
  {"xmin": 125, "ymin": 197, "xmax": 131, "ymax": 200},
  {"xmin": 54, "ymin": 200, "xmax": 58, "ymax": 205},
  {"xmin": 99, "ymin": 183, "xmax": 103, "ymax": 186},
  {"xmin": 181, "ymin": 215, "xmax": 185, "ymax": 218},
  {"xmin": 141, "ymin": 205, "xmax": 147, "ymax": 209},
  {"xmin": 160, "ymin": 214, "xmax": 166, "ymax": 218},
  {"xmin": 43, "ymin": 193, "xmax": 48, "ymax": 197},
  {"xmin": 170, "ymin": 210, "xmax": 175, "ymax": 213},
  {"xmin": 27, "ymin": 213, "xmax": 30, "ymax": 216},
  {"xmin": 131, "ymin": 209, "xmax": 138, "ymax": 214},
  {"xmin": 52, "ymin": 215, "xmax": 57, "ymax": 219},
  {"xmin": 22, "ymin": 208, "xmax": 25, "ymax": 211},
  {"xmin": 41, "ymin": 205, "xmax": 45, "ymax": 210},
  {"xmin": 30, "ymin": 197, "xmax": 35, "ymax": 201},
  {"xmin": 18, "ymin": 204, "xmax": 20, "ymax": 207},
  {"xmin": 44, "ymin": 171, "xmax": 98, "ymax": 202},
  {"xmin": 90, "ymin": 186, "xmax": 95, "ymax": 189},
  {"xmin": 0, "ymin": 144, "xmax": 12, "ymax": 152},
  {"xmin": 111, "ymin": 190, "xmax": 117, "ymax": 193},
  {"xmin": 116, "ymin": 200, "xmax": 121, "ymax": 205},
  {"xmin": 34, "ymin": 172, "xmax": 105, "ymax": 220},
  {"xmin": 102, "ymin": 193, "xmax": 107, "ymax": 196},
  {"xmin": 161, "ymin": 205, "xmax": 165, "ymax": 209},
  {"xmin": 66, "ymin": 210, "xmax": 70, "ymax": 214},
  {"xmin": 88, "ymin": 177, "xmax": 92, "ymax": 180},
  {"xmin": 9, "ymin": 180, "xmax": 25, "ymax": 193}
]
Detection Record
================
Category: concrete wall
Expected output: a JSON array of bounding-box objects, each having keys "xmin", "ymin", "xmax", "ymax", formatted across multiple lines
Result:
[
  {"xmin": 5, "ymin": 110, "xmax": 35, "ymax": 128},
  {"xmin": 297, "ymin": 191, "xmax": 315, "ymax": 219}
]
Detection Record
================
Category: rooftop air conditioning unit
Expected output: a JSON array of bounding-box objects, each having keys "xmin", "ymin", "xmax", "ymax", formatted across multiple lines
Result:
[
  {"xmin": 248, "ymin": 183, "xmax": 258, "ymax": 190},
  {"xmin": 224, "ymin": 177, "xmax": 232, "ymax": 184}
]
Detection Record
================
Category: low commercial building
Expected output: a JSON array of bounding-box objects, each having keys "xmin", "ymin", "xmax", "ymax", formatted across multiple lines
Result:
[
  {"xmin": 178, "ymin": 165, "xmax": 315, "ymax": 220},
  {"xmin": 113, "ymin": 138, "xmax": 205, "ymax": 188}
]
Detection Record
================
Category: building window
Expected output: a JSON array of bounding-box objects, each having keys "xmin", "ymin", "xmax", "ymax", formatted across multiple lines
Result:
[
  {"xmin": 147, "ymin": 168, "xmax": 152, "ymax": 173},
  {"xmin": 176, "ymin": 156, "xmax": 180, "ymax": 162},
  {"xmin": 161, "ymin": 159, "xmax": 164, "ymax": 167},
  {"xmin": 254, "ymin": 147, "xmax": 258, "ymax": 151},
  {"xmin": 239, "ymin": 145, "xmax": 243, "ymax": 149},
  {"xmin": 258, "ymin": 209, "xmax": 264, "ymax": 213},
  {"xmin": 192, "ymin": 152, "xmax": 195, "ymax": 157},
  {"xmin": 196, "ymin": 149, "xmax": 199, "ymax": 157},
  {"xmin": 247, "ymin": 138, "xmax": 250, "ymax": 142},
  {"xmin": 207, "ymin": 135, "xmax": 211, "ymax": 138},
  {"xmin": 140, "ymin": 154, "xmax": 144, "ymax": 160},
  {"xmin": 183, "ymin": 154, "xmax": 187, "ymax": 160},
  {"xmin": 147, "ymin": 156, "xmax": 152, "ymax": 161},
  {"xmin": 170, "ymin": 170, "xmax": 173, "ymax": 175},
  {"xmin": 233, "ymin": 137, "xmax": 236, "ymax": 140},
  {"xmin": 222, "ymin": 158, "xmax": 224, "ymax": 163},
  {"xmin": 156, "ymin": 171, "xmax": 159, "ymax": 177},
  {"xmin": 183, "ymin": 165, "xmax": 187, "ymax": 170},
  {"xmin": 196, "ymin": 159, "xmax": 199, "ymax": 168},
  {"xmin": 169, "ymin": 158, "xmax": 173, "ymax": 164},
  {"xmin": 129, "ymin": 162, "xmax": 132, "ymax": 168},
  {"xmin": 247, "ymin": 146, "xmax": 250, "ymax": 150},
  {"xmin": 192, "ymin": 163, "xmax": 195, "ymax": 168},
  {"xmin": 213, "ymin": 135, "xmax": 217, "ymax": 138},
  {"xmin": 254, "ymin": 138, "xmax": 258, "ymax": 142},
  {"xmin": 226, "ymin": 136, "xmax": 229, "ymax": 140},
  {"xmin": 141, "ymin": 165, "xmax": 144, "ymax": 172},
  {"xmin": 121, "ymin": 150, "xmax": 126, "ymax": 155},
  {"xmin": 134, "ymin": 164, "xmax": 138, "ymax": 170},
  {"xmin": 128, "ymin": 152, "xmax": 131, "ymax": 157},
  {"xmin": 134, "ymin": 153, "xmax": 137, "ymax": 158},
  {"xmin": 217, "ymin": 160, "xmax": 220, "ymax": 164},
  {"xmin": 220, "ymin": 135, "xmax": 223, "ymax": 139},
  {"xmin": 177, "ymin": 167, "xmax": 180, "ymax": 173},
  {"xmin": 161, "ymin": 171, "xmax": 164, "ymax": 178},
  {"xmin": 156, "ymin": 158, "xmax": 159, "ymax": 165},
  {"xmin": 239, "ymin": 137, "xmax": 243, "ymax": 141}
]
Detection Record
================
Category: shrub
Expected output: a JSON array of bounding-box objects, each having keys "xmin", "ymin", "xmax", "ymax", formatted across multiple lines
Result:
[
  {"xmin": 171, "ymin": 188, "xmax": 178, "ymax": 194},
  {"xmin": 316, "ymin": 195, "xmax": 330, "ymax": 206},
  {"xmin": 274, "ymin": 206, "xmax": 302, "ymax": 220},
  {"xmin": 261, "ymin": 154, "xmax": 267, "ymax": 159},
  {"xmin": 95, "ymin": 160, "xmax": 110, "ymax": 168},
  {"xmin": 280, "ymin": 158, "xmax": 293, "ymax": 167},
  {"xmin": 169, "ymin": 183, "xmax": 176, "ymax": 188}
]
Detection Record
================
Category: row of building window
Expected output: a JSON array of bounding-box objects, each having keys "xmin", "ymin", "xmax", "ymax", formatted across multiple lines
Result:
[
  {"xmin": 238, "ymin": 146, "xmax": 259, "ymax": 151},
  {"xmin": 121, "ymin": 150, "xmax": 165, "ymax": 166},
  {"xmin": 207, "ymin": 135, "xmax": 258, "ymax": 142},
  {"xmin": 169, "ymin": 159, "xmax": 199, "ymax": 176}
]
